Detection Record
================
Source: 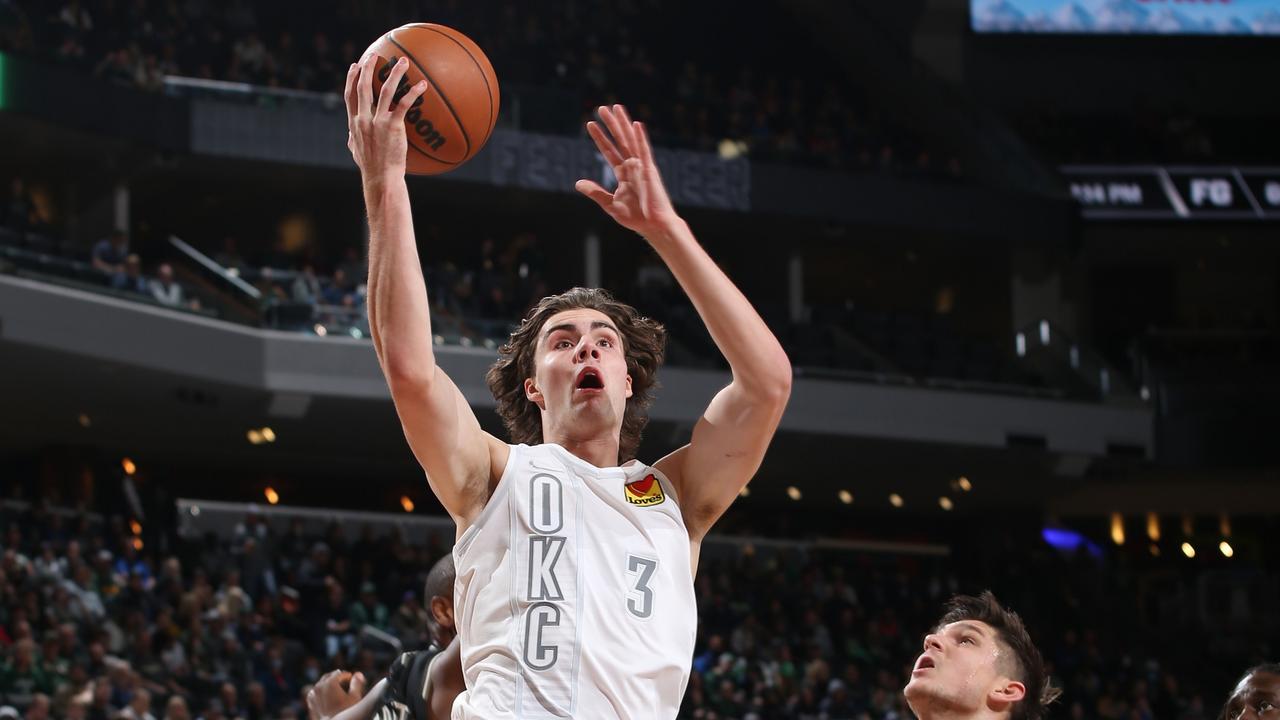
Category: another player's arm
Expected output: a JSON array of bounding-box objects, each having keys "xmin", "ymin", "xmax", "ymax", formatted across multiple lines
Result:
[
  {"xmin": 577, "ymin": 105, "xmax": 792, "ymax": 539},
  {"xmin": 346, "ymin": 55, "xmax": 504, "ymax": 528}
]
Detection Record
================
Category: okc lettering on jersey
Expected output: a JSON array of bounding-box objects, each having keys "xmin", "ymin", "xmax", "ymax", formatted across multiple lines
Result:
[{"xmin": 524, "ymin": 473, "xmax": 566, "ymax": 671}]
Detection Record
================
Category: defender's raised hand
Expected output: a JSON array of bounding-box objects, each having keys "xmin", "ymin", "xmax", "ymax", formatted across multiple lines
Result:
[
  {"xmin": 344, "ymin": 54, "xmax": 429, "ymax": 180},
  {"xmin": 576, "ymin": 104, "xmax": 680, "ymax": 239}
]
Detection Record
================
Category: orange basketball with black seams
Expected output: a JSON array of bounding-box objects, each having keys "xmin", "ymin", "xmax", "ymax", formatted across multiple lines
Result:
[{"xmin": 363, "ymin": 23, "xmax": 499, "ymax": 175}]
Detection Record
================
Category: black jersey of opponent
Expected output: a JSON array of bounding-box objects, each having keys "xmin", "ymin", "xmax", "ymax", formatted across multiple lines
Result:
[{"xmin": 372, "ymin": 648, "xmax": 443, "ymax": 720}]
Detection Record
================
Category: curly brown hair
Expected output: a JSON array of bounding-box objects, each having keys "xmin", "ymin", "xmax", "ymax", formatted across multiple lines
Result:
[{"xmin": 484, "ymin": 287, "xmax": 667, "ymax": 463}]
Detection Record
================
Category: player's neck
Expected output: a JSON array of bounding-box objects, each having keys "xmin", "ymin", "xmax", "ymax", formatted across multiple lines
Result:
[
  {"xmin": 547, "ymin": 434, "xmax": 620, "ymax": 469},
  {"xmin": 916, "ymin": 707, "xmax": 1005, "ymax": 720}
]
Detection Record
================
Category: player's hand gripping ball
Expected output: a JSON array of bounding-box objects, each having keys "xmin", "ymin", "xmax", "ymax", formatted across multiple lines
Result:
[{"xmin": 348, "ymin": 23, "xmax": 499, "ymax": 176}]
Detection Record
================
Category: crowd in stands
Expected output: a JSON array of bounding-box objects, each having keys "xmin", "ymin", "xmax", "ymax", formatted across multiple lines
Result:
[
  {"xmin": 0, "ymin": 488, "xmax": 1269, "ymax": 720},
  {"xmin": 0, "ymin": 0, "xmax": 959, "ymax": 178}
]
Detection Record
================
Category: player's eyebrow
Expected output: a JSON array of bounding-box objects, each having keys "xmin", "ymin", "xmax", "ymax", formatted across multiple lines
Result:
[
  {"xmin": 950, "ymin": 622, "xmax": 989, "ymax": 639},
  {"xmin": 543, "ymin": 320, "xmax": 619, "ymax": 341}
]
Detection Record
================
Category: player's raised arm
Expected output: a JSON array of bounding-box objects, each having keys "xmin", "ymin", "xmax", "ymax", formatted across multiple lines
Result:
[
  {"xmin": 576, "ymin": 104, "xmax": 792, "ymax": 540},
  {"xmin": 346, "ymin": 55, "xmax": 504, "ymax": 529}
]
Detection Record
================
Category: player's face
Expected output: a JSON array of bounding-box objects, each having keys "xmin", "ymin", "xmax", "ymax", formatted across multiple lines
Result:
[
  {"xmin": 1223, "ymin": 672, "xmax": 1280, "ymax": 720},
  {"xmin": 903, "ymin": 620, "xmax": 1023, "ymax": 717},
  {"xmin": 528, "ymin": 308, "xmax": 632, "ymax": 435}
]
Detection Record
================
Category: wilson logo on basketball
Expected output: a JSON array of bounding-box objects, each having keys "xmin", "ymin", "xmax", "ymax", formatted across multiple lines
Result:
[
  {"xmin": 378, "ymin": 56, "xmax": 447, "ymax": 152},
  {"xmin": 624, "ymin": 475, "xmax": 665, "ymax": 507}
]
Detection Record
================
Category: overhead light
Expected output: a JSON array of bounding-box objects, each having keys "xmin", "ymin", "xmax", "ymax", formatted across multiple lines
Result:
[
  {"xmin": 938, "ymin": 496, "xmax": 954, "ymax": 511},
  {"xmin": 1140, "ymin": 386, "xmax": 1150, "ymax": 401},
  {"xmin": 1039, "ymin": 320, "xmax": 1050, "ymax": 346},
  {"xmin": 264, "ymin": 487, "xmax": 279, "ymax": 505},
  {"xmin": 1146, "ymin": 513, "xmax": 1160, "ymax": 542},
  {"xmin": 1149, "ymin": 543, "xmax": 1160, "ymax": 557},
  {"xmin": 131, "ymin": 538, "xmax": 143, "ymax": 551},
  {"xmin": 738, "ymin": 486, "xmax": 751, "ymax": 498},
  {"xmin": 261, "ymin": 427, "xmax": 277, "ymax": 443},
  {"xmin": 1181, "ymin": 542, "xmax": 1195, "ymax": 559},
  {"xmin": 838, "ymin": 490, "xmax": 853, "ymax": 505},
  {"xmin": 314, "ymin": 324, "xmax": 328, "ymax": 337},
  {"xmin": 121, "ymin": 458, "xmax": 136, "ymax": 475},
  {"xmin": 889, "ymin": 493, "xmax": 904, "ymax": 508},
  {"xmin": 129, "ymin": 520, "xmax": 142, "ymax": 536},
  {"xmin": 247, "ymin": 429, "xmax": 264, "ymax": 445},
  {"xmin": 786, "ymin": 486, "xmax": 802, "ymax": 501},
  {"xmin": 78, "ymin": 413, "xmax": 92, "ymax": 428},
  {"xmin": 1015, "ymin": 333, "xmax": 1026, "ymax": 357},
  {"xmin": 400, "ymin": 495, "xmax": 415, "ymax": 513},
  {"xmin": 1110, "ymin": 513, "xmax": 1125, "ymax": 546},
  {"xmin": 957, "ymin": 476, "xmax": 972, "ymax": 493},
  {"xmin": 1219, "ymin": 540, "xmax": 1234, "ymax": 558}
]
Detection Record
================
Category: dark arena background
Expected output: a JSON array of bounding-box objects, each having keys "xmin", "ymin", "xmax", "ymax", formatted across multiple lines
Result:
[{"xmin": 2, "ymin": 1, "xmax": 1280, "ymax": 719}]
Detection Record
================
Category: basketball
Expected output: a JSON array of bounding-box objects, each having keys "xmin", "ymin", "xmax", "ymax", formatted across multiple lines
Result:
[{"xmin": 363, "ymin": 23, "xmax": 499, "ymax": 175}]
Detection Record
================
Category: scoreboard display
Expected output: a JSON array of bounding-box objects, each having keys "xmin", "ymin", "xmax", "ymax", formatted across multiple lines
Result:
[
  {"xmin": 972, "ymin": 0, "xmax": 1280, "ymax": 35},
  {"xmin": 1062, "ymin": 166, "xmax": 1280, "ymax": 220}
]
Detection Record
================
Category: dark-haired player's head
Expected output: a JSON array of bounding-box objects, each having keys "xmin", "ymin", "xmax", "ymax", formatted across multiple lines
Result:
[
  {"xmin": 904, "ymin": 591, "xmax": 1060, "ymax": 720},
  {"xmin": 1220, "ymin": 663, "xmax": 1280, "ymax": 720},
  {"xmin": 486, "ymin": 287, "xmax": 666, "ymax": 463},
  {"xmin": 423, "ymin": 554, "xmax": 456, "ymax": 648}
]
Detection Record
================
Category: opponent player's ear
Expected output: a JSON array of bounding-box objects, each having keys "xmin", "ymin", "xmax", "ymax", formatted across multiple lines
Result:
[
  {"xmin": 429, "ymin": 596, "xmax": 453, "ymax": 630},
  {"xmin": 524, "ymin": 377, "xmax": 545, "ymax": 409},
  {"xmin": 625, "ymin": 374, "xmax": 633, "ymax": 399},
  {"xmin": 989, "ymin": 679, "xmax": 1026, "ymax": 707}
]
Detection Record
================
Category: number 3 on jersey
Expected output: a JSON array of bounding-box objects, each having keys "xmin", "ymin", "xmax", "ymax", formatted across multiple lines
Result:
[{"xmin": 625, "ymin": 554, "xmax": 657, "ymax": 619}]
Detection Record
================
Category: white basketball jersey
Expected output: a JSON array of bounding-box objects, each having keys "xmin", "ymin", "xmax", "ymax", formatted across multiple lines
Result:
[{"xmin": 452, "ymin": 443, "xmax": 697, "ymax": 720}]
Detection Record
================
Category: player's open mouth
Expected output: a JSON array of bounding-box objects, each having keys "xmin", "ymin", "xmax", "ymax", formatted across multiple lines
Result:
[
  {"xmin": 575, "ymin": 367, "xmax": 604, "ymax": 392},
  {"xmin": 913, "ymin": 656, "xmax": 936, "ymax": 674}
]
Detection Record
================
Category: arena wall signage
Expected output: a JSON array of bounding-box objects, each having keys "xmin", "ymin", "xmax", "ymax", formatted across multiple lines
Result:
[
  {"xmin": 972, "ymin": 0, "xmax": 1280, "ymax": 36},
  {"xmin": 1061, "ymin": 165, "xmax": 1280, "ymax": 220}
]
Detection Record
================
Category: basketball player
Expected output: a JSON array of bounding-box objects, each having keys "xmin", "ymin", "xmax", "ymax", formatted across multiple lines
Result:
[
  {"xmin": 904, "ymin": 592, "xmax": 1060, "ymax": 720},
  {"xmin": 308, "ymin": 555, "xmax": 465, "ymax": 720},
  {"xmin": 344, "ymin": 54, "xmax": 791, "ymax": 719},
  {"xmin": 1219, "ymin": 664, "xmax": 1280, "ymax": 720}
]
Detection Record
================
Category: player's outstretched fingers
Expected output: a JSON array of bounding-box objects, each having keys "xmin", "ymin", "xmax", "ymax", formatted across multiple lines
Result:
[
  {"xmin": 597, "ymin": 105, "xmax": 633, "ymax": 159},
  {"xmin": 615, "ymin": 105, "xmax": 641, "ymax": 156},
  {"xmin": 357, "ymin": 53, "xmax": 376, "ymax": 117},
  {"xmin": 586, "ymin": 121, "xmax": 624, "ymax": 167},
  {"xmin": 634, "ymin": 121, "xmax": 654, "ymax": 165},
  {"xmin": 344, "ymin": 63, "xmax": 360, "ymax": 123},
  {"xmin": 575, "ymin": 179, "xmax": 614, "ymax": 209},
  {"xmin": 377, "ymin": 57, "xmax": 408, "ymax": 115},
  {"xmin": 393, "ymin": 80, "xmax": 429, "ymax": 122}
]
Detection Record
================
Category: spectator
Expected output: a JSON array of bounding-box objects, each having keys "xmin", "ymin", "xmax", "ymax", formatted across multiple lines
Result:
[
  {"xmin": 320, "ymin": 269, "xmax": 349, "ymax": 306},
  {"xmin": 290, "ymin": 264, "xmax": 321, "ymax": 303},
  {"xmin": 161, "ymin": 695, "xmax": 189, "ymax": 720},
  {"xmin": 149, "ymin": 263, "xmax": 189, "ymax": 309},
  {"xmin": 0, "ymin": 639, "xmax": 51, "ymax": 710},
  {"xmin": 90, "ymin": 231, "xmax": 129, "ymax": 275},
  {"xmin": 348, "ymin": 582, "xmax": 388, "ymax": 635},
  {"xmin": 110, "ymin": 254, "xmax": 148, "ymax": 294},
  {"xmin": 24, "ymin": 694, "xmax": 50, "ymax": 720},
  {"xmin": 121, "ymin": 688, "xmax": 155, "ymax": 720}
]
